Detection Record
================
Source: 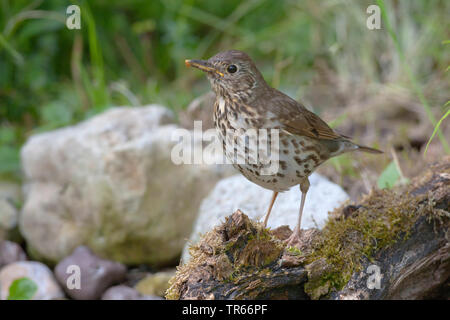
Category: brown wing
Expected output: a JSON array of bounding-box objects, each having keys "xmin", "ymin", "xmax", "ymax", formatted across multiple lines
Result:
[{"xmin": 268, "ymin": 89, "xmax": 344, "ymax": 140}]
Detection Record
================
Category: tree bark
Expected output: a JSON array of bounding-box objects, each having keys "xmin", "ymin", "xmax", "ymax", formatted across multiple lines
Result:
[{"xmin": 166, "ymin": 158, "xmax": 449, "ymax": 300}]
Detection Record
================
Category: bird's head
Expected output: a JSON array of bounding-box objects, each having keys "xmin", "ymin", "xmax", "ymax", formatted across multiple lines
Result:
[{"xmin": 185, "ymin": 50, "xmax": 266, "ymax": 101}]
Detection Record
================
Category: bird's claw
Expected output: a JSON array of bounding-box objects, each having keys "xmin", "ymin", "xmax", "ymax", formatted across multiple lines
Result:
[{"xmin": 285, "ymin": 228, "xmax": 302, "ymax": 248}]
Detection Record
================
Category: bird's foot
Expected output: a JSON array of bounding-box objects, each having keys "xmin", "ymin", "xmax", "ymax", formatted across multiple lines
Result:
[{"xmin": 285, "ymin": 228, "xmax": 302, "ymax": 248}]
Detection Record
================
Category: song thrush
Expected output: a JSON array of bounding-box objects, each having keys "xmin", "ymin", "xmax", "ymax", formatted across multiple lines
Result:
[{"xmin": 185, "ymin": 50, "xmax": 382, "ymax": 245}]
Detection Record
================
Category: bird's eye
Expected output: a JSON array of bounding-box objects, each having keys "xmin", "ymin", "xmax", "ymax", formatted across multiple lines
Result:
[{"xmin": 227, "ymin": 64, "xmax": 238, "ymax": 73}]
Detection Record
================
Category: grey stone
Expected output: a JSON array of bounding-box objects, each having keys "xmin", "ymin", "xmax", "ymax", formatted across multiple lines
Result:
[
  {"xmin": 54, "ymin": 246, "xmax": 127, "ymax": 300},
  {"xmin": 0, "ymin": 240, "xmax": 26, "ymax": 268},
  {"xmin": 101, "ymin": 284, "xmax": 164, "ymax": 300},
  {"xmin": 140, "ymin": 294, "xmax": 164, "ymax": 300},
  {"xmin": 101, "ymin": 285, "xmax": 141, "ymax": 300}
]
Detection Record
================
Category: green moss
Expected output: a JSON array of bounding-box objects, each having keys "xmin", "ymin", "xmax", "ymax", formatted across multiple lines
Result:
[
  {"xmin": 286, "ymin": 246, "xmax": 302, "ymax": 256},
  {"xmin": 232, "ymin": 236, "xmax": 283, "ymax": 268},
  {"xmin": 165, "ymin": 211, "xmax": 284, "ymax": 299},
  {"xmin": 302, "ymin": 189, "xmax": 439, "ymax": 298}
]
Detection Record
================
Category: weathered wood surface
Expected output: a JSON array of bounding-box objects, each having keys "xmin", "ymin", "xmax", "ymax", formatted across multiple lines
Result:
[
  {"xmin": 166, "ymin": 158, "xmax": 449, "ymax": 300},
  {"xmin": 334, "ymin": 160, "xmax": 449, "ymax": 300}
]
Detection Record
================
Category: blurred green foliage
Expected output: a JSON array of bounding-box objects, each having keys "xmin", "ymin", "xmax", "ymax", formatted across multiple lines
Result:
[{"xmin": 0, "ymin": 0, "xmax": 449, "ymax": 179}]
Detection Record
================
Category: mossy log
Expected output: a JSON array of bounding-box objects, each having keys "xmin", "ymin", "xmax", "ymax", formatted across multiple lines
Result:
[{"xmin": 166, "ymin": 158, "xmax": 449, "ymax": 300}]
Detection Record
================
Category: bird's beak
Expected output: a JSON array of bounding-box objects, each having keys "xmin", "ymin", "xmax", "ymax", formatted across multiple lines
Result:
[{"xmin": 185, "ymin": 59, "xmax": 224, "ymax": 77}]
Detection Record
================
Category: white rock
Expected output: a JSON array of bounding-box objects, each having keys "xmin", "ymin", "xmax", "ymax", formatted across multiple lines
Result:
[
  {"xmin": 0, "ymin": 261, "xmax": 64, "ymax": 300},
  {"xmin": 20, "ymin": 105, "xmax": 227, "ymax": 265},
  {"xmin": 182, "ymin": 173, "xmax": 349, "ymax": 262}
]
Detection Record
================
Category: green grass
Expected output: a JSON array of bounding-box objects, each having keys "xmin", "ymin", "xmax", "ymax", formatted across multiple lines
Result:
[
  {"xmin": 0, "ymin": 0, "xmax": 449, "ymax": 179},
  {"xmin": 424, "ymin": 105, "xmax": 450, "ymax": 155}
]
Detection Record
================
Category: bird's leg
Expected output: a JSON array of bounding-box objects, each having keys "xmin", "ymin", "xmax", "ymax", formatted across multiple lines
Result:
[
  {"xmin": 263, "ymin": 191, "xmax": 279, "ymax": 228},
  {"xmin": 286, "ymin": 178, "xmax": 310, "ymax": 246}
]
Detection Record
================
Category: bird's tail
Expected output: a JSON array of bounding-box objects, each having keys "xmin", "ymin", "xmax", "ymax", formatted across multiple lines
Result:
[
  {"xmin": 355, "ymin": 144, "xmax": 383, "ymax": 154},
  {"xmin": 327, "ymin": 139, "xmax": 383, "ymax": 157}
]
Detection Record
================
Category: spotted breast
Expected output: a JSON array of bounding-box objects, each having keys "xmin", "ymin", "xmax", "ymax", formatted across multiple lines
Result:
[{"xmin": 213, "ymin": 94, "xmax": 332, "ymax": 192}]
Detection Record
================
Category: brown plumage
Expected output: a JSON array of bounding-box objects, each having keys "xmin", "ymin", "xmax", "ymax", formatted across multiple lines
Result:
[{"xmin": 186, "ymin": 50, "xmax": 382, "ymax": 245}]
